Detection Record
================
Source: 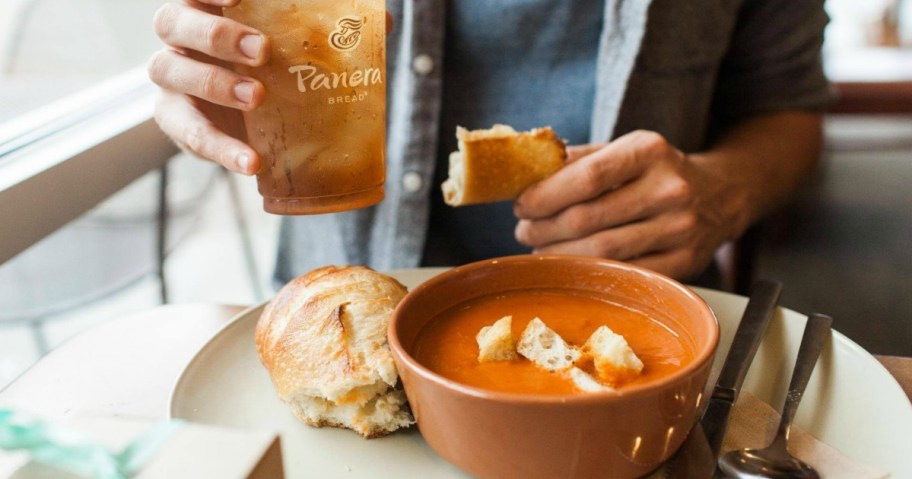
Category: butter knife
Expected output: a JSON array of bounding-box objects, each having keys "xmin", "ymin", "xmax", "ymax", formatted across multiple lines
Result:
[{"xmin": 665, "ymin": 279, "xmax": 783, "ymax": 479}]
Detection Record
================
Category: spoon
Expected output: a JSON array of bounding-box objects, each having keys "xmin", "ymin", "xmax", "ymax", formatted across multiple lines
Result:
[{"xmin": 718, "ymin": 313, "xmax": 832, "ymax": 479}]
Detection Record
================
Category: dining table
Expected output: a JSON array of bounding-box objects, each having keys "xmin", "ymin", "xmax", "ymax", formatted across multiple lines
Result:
[
  {"xmin": 0, "ymin": 301, "xmax": 909, "ymax": 421},
  {"xmin": 0, "ymin": 299, "xmax": 910, "ymax": 479}
]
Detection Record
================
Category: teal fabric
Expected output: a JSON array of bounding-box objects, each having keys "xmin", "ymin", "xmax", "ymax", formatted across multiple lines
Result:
[{"xmin": 0, "ymin": 409, "xmax": 182, "ymax": 479}]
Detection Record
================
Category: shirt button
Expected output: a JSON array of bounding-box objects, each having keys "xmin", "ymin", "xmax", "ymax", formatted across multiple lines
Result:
[
  {"xmin": 402, "ymin": 171, "xmax": 423, "ymax": 193},
  {"xmin": 412, "ymin": 54, "xmax": 434, "ymax": 75}
]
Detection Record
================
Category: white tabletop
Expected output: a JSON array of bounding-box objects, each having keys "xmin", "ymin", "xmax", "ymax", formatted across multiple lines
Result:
[
  {"xmin": 0, "ymin": 303, "xmax": 246, "ymax": 419},
  {"xmin": 1, "ymin": 302, "xmax": 909, "ymax": 422}
]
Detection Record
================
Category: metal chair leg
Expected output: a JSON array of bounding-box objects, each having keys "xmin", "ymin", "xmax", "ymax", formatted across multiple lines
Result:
[
  {"xmin": 30, "ymin": 319, "xmax": 48, "ymax": 356},
  {"xmin": 157, "ymin": 165, "xmax": 169, "ymax": 304},
  {"xmin": 224, "ymin": 170, "xmax": 266, "ymax": 301}
]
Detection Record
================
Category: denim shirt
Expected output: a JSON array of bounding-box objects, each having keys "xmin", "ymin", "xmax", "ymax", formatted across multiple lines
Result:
[
  {"xmin": 274, "ymin": 0, "xmax": 830, "ymax": 284},
  {"xmin": 421, "ymin": 1, "xmax": 603, "ymax": 265}
]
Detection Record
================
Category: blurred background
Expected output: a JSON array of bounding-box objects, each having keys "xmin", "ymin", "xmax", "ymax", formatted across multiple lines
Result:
[{"xmin": 0, "ymin": 0, "xmax": 909, "ymax": 389}]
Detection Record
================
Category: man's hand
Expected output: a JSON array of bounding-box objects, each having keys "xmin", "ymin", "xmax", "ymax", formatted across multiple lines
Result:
[
  {"xmin": 149, "ymin": 0, "xmax": 270, "ymax": 175},
  {"xmin": 514, "ymin": 111, "xmax": 823, "ymax": 281},
  {"xmin": 148, "ymin": 2, "xmax": 394, "ymax": 175},
  {"xmin": 513, "ymin": 130, "xmax": 744, "ymax": 280}
]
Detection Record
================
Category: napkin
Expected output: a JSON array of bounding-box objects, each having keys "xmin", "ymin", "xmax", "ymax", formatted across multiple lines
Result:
[
  {"xmin": 0, "ymin": 409, "xmax": 181, "ymax": 479},
  {"xmin": 0, "ymin": 412, "xmax": 283, "ymax": 479},
  {"xmin": 719, "ymin": 392, "xmax": 888, "ymax": 479},
  {"xmin": 649, "ymin": 392, "xmax": 888, "ymax": 478}
]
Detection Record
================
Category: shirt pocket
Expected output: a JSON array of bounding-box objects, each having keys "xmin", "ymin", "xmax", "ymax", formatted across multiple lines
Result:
[{"xmin": 635, "ymin": 0, "xmax": 740, "ymax": 74}]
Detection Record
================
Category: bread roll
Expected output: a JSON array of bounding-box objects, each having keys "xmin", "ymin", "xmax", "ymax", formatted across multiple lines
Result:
[
  {"xmin": 255, "ymin": 266, "xmax": 414, "ymax": 438},
  {"xmin": 441, "ymin": 124, "xmax": 567, "ymax": 206}
]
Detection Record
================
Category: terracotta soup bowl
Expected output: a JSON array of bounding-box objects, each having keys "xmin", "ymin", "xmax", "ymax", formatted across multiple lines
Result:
[{"xmin": 388, "ymin": 255, "xmax": 719, "ymax": 479}]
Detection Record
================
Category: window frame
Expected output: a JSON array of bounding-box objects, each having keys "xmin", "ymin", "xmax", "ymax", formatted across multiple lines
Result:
[{"xmin": 0, "ymin": 66, "xmax": 179, "ymax": 266}]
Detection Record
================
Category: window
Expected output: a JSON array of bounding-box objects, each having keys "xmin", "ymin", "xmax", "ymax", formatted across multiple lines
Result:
[
  {"xmin": 0, "ymin": 0, "xmax": 276, "ymax": 388},
  {"xmin": 825, "ymin": 0, "xmax": 912, "ymax": 50}
]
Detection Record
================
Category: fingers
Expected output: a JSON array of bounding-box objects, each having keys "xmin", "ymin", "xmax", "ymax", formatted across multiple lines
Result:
[
  {"xmin": 515, "ymin": 170, "xmax": 691, "ymax": 247},
  {"xmin": 531, "ymin": 223, "xmax": 656, "ymax": 260},
  {"xmin": 530, "ymin": 211, "xmax": 697, "ymax": 262},
  {"xmin": 183, "ymin": 0, "xmax": 239, "ymax": 15},
  {"xmin": 149, "ymin": 49, "xmax": 265, "ymax": 110},
  {"xmin": 154, "ymin": 90, "xmax": 261, "ymax": 175},
  {"xmin": 515, "ymin": 131, "xmax": 677, "ymax": 220},
  {"xmin": 153, "ymin": 2, "xmax": 269, "ymax": 66},
  {"xmin": 566, "ymin": 143, "xmax": 605, "ymax": 164}
]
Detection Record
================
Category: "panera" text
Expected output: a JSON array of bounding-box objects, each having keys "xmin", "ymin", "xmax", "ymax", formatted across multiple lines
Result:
[{"xmin": 288, "ymin": 65, "xmax": 383, "ymax": 93}]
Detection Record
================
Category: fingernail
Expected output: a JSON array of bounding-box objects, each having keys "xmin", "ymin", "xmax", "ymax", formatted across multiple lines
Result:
[
  {"xmin": 513, "ymin": 202, "xmax": 523, "ymax": 218},
  {"xmin": 239, "ymin": 34, "xmax": 264, "ymax": 60},
  {"xmin": 234, "ymin": 81, "xmax": 254, "ymax": 104},
  {"xmin": 237, "ymin": 153, "xmax": 252, "ymax": 174}
]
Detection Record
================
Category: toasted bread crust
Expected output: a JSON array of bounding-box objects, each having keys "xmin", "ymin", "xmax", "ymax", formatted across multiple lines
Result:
[
  {"xmin": 256, "ymin": 266, "xmax": 413, "ymax": 437},
  {"xmin": 442, "ymin": 124, "xmax": 567, "ymax": 206}
]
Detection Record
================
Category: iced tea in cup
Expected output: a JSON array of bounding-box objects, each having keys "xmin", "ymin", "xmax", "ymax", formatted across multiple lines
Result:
[{"xmin": 225, "ymin": 1, "xmax": 386, "ymax": 215}]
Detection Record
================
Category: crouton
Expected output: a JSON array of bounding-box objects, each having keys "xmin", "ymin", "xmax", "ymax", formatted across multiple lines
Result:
[
  {"xmin": 476, "ymin": 316, "xmax": 518, "ymax": 362},
  {"xmin": 517, "ymin": 318, "xmax": 580, "ymax": 371},
  {"xmin": 581, "ymin": 325, "xmax": 644, "ymax": 387},
  {"xmin": 567, "ymin": 367, "xmax": 615, "ymax": 393}
]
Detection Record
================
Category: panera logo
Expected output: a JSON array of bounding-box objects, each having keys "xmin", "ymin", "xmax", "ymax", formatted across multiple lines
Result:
[
  {"xmin": 329, "ymin": 16, "xmax": 364, "ymax": 51},
  {"xmin": 288, "ymin": 65, "xmax": 383, "ymax": 93}
]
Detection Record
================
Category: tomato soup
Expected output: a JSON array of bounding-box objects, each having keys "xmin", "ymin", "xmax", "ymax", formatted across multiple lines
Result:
[{"xmin": 412, "ymin": 289, "xmax": 693, "ymax": 395}]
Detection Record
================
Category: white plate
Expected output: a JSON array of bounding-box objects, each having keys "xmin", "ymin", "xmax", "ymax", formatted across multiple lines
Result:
[{"xmin": 170, "ymin": 268, "xmax": 912, "ymax": 478}]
